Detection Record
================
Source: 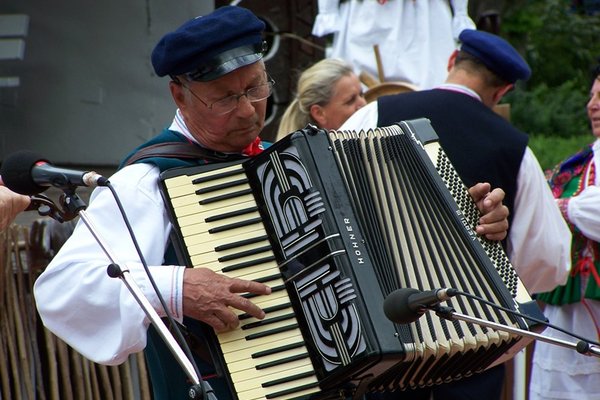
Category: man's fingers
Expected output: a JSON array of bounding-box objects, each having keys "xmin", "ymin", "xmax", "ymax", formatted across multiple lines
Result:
[
  {"xmin": 182, "ymin": 268, "xmax": 272, "ymax": 330},
  {"xmin": 205, "ymin": 312, "xmax": 229, "ymax": 333},
  {"xmin": 227, "ymin": 292, "xmax": 266, "ymax": 320},
  {"xmin": 483, "ymin": 231, "xmax": 507, "ymax": 242},
  {"xmin": 479, "ymin": 204, "xmax": 509, "ymax": 224},
  {"xmin": 481, "ymin": 188, "xmax": 506, "ymax": 212},
  {"xmin": 202, "ymin": 292, "xmax": 266, "ymax": 331},
  {"xmin": 229, "ymin": 278, "xmax": 272, "ymax": 296},
  {"xmin": 468, "ymin": 182, "xmax": 491, "ymax": 203},
  {"xmin": 476, "ymin": 216, "xmax": 509, "ymax": 241}
]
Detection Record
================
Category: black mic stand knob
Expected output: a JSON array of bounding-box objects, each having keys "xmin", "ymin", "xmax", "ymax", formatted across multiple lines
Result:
[
  {"xmin": 433, "ymin": 305, "xmax": 456, "ymax": 319},
  {"xmin": 576, "ymin": 340, "xmax": 591, "ymax": 355},
  {"xmin": 188, "ymin": 384, "xmax": 204, "ymax": 400},
  {"xmin": 189, "ymin": 381, "xmax": 218, "ymax": 400},
  {"xmin": 59, "ymin": 187, "xmax": 88, "ymax": 221}
]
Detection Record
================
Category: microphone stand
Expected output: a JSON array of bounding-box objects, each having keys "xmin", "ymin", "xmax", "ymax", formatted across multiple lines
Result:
[
  {"xmin": 59, "ymin": 188, "xmax": 217, "ymax": 400},
  {"xmin": 433, "ymin": 305, "xmax": 600, "ymax": 358}
]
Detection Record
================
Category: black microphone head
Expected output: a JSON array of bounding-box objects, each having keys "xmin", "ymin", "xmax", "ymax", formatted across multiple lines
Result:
[
  {"xmin": 1, "ymin": 150, "xmax": 50, "ymax": 195},
  {"xmin": 383, "ymin": 288, "xmax": 421, "ymax": 324}
]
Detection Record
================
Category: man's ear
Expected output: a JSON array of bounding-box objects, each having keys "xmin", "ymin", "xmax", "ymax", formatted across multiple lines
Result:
[
  {"xmin": 492, "ymin": 83, "xmax": 513, "ymax": 104},
  {"xmin": 310, "ymin": 104, "xmax": 327, "ymax": 127},
  {"xmin": 170, "ymin": 80, "xmax": 186, "ymax": 109},
  {"xmin": 447, "ymin": 49, "xmax": 459, "ymax": 72}
]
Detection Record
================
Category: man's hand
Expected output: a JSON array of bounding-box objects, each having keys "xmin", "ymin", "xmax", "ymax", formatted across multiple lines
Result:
[
  {"xmin": 468, "ymin": 182, "xmax": 509, "ymax": 241},
  {"xmin": 182, "ymin": 268, "xmax": 272, "ymax": 333},
  {"xmin": 0, "ymin": 185, "xmax": 30, "ymax": 229}
]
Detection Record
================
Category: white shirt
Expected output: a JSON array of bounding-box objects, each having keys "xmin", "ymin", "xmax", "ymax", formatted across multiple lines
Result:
[
  {"xmin": 312, "ymin": 0, "xmax": 475, "ymax": 89},
  {"xmin": 34, "ymin": 112, "xmax": 196, "ymax": 365},
  {"xmin": 340, "ymin": 100, "xmax": 572, "ymax": 294}
]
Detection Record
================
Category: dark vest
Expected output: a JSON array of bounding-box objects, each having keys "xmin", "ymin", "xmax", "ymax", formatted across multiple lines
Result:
[{"xmin": 378, "ymin": 89, "xmax": 528, "ymax": 239}]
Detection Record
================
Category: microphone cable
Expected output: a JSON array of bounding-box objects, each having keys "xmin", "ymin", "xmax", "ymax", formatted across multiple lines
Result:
[
  {"xmin": 446, "ymin": 289, "xmax": 600, "ymax": 348},
  {"xmin": 103, "ymin": 182, "xmax": 210, "ymax": 399}
]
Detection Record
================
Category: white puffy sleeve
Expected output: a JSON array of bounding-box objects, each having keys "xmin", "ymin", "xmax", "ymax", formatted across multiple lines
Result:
[
  {"xmin": 450, "ymin": 0, "xmax": 476, "ymax": 39},
  {"xmin": 507, "ymin": 148, "xmax": 572, "ymax": 294},
  {"xmin": 34, "ymin": 163, "xmax": 185, "ymax": 365},
  {"xmin": 312, "ymin": 0, "xmax": 341, "ymax": 37},
  {"xmin": 567, "ymin": 185, "xmax": 600, "ymax": 242}
]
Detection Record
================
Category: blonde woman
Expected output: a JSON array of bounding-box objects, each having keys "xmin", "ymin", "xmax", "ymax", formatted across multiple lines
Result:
[{"xmin": 276, "ymin": 58, "xmax": 366, "ymax": 139}]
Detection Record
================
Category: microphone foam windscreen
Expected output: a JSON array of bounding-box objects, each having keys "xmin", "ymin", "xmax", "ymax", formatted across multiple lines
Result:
[
  {"xmin": 383, "ymin": 288, "xmax": 420, "ymax": 325},
  {"xmin": 1, "ymin": 150, "xmax": 49, "ymax": 195}
]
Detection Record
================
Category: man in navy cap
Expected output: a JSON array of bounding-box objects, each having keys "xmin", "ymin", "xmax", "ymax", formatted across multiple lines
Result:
[
  {"xmin": 342, "ymin": 29, "xmax": 572, "ymax": 400},
  {"xmin": 34, "ymin": 6, "xmax": 274, "ymax": 400},
  {"xmin": 34, "ymin": 8, "xmax": 514, "ymax": 400}
]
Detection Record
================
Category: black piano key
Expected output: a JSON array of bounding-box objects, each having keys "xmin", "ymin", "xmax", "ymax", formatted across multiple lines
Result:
[
  {"xmin": 253, "ymin": 273, "xmax": 283, "ymax": 284},
  {"xmin": 208, "ymin": 217, "xmax": 264, "ymax": 234},
  {"xmin": 265, "ymin": 382, "xmax": 320, "ymax": 399},
  {"xmin": 221, "ymin": 255, "xmax": 276, "ymax": 273},
  {"xmin": 242, "ymin": 313, "xmax": 296, "ymax": 330},
  {"xmin": 252, "ymin": 341, "xmax": 305, "ymax": 359},
  {"xmin": 198, "ymin": 188, "xmax": 252, "ymax": 205},
  {"xmin": 192, "ymin": 169, "xmax": 244, "ymax": 184},
  {"xmin": 256, "ymin": 352, "xmax": 310, "ymax": 370},
  {"xmin": 195, "ymin": 178, "xmax": 249, "ymax": 194},
  {"xmin": 215, "ymin": 235, "xmax": 268, "ymax": 251},
  {"xmin": 205, "ymin": 206, "xmax": 258, "ymax": 222},
  {"xmin": 239, "ymin": 302, "xmax": 291, "ymax": 321},
  {"xmin": 245, "ymin": 323, "xmax": 299, "ymax": 340},
  {"xmin": 218, "ymin": 245, "xmax": 273, "ymax": 262}
]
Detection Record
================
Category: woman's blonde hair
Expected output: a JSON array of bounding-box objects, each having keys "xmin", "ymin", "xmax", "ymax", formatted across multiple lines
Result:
[{"xmin": 276, "ymin": 58, "xmax": 354, "ymax": 140}]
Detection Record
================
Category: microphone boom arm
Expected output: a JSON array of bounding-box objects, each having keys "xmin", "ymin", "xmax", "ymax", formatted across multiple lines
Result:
[{"xmin": 434, "ymin": 306, "xmax": 600, "ymax": 358}]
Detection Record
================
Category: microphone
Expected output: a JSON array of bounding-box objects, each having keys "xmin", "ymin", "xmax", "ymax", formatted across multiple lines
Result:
[
  {"xmin": 384, "ymin": 287, "xmax": 600, "ymax": 358},
  {"xmin": 1, "ymin": 150, "xmax": 109, "ymax": 195},
  {"xmin": 383, "ymin": 287, "xmax": 458, "ymax": 324}
]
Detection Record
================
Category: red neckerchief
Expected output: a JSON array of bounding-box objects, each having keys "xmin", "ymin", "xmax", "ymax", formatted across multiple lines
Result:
[{"xmin": 242, "ymin": 137, "xmax": 264, "ymax": 157}]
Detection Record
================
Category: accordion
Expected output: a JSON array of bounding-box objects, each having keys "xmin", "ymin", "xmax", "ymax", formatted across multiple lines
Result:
[{"xmin": 159, "ymin": 119, "xmax": 543, "ymax": 400}]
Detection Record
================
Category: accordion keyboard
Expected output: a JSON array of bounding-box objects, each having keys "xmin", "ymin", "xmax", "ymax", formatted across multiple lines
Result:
[{"xmin": 162, "ymin": 163, "xmax": 320, "ymax": 400}]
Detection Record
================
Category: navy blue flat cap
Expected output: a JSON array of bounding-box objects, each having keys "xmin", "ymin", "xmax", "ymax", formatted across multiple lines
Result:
[
  {"xmin": 459, "ymin": 29, "xmax": 531, "ymax": 83},
  {"xmin": 152, "ymin": 6, "xmax": 266, "ymax": 81}
]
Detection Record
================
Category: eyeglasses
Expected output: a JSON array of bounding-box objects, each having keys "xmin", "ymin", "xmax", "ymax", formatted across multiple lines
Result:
[{"xmin": 182, "ymin": 78, "xmax": 275, "ymax": 116}]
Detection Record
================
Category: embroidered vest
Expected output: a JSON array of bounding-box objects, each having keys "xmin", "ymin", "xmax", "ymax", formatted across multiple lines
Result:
[{"xmin": 538, "ymin": 144, "xmax": 600, "ymax": 305}]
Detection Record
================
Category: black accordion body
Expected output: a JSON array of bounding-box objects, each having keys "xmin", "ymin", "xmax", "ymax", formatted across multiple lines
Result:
[{"xmin": 159, "ymin": 119, "xmax": 543, "ymax": 400}]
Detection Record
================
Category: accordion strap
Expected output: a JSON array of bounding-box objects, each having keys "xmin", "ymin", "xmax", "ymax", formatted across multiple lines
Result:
[{"xmin": 123, "ymin": 141, "xmax": 245, "ymax": 166}]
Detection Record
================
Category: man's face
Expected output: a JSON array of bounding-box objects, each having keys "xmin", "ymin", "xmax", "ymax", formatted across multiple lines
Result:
[
  {"xmin": 174, "ymin": 61, "xmax": 268, "ymax": 153},
  {"xmin": 588, "ymin": 78, "xmax": 600, "ymax": 139}
]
